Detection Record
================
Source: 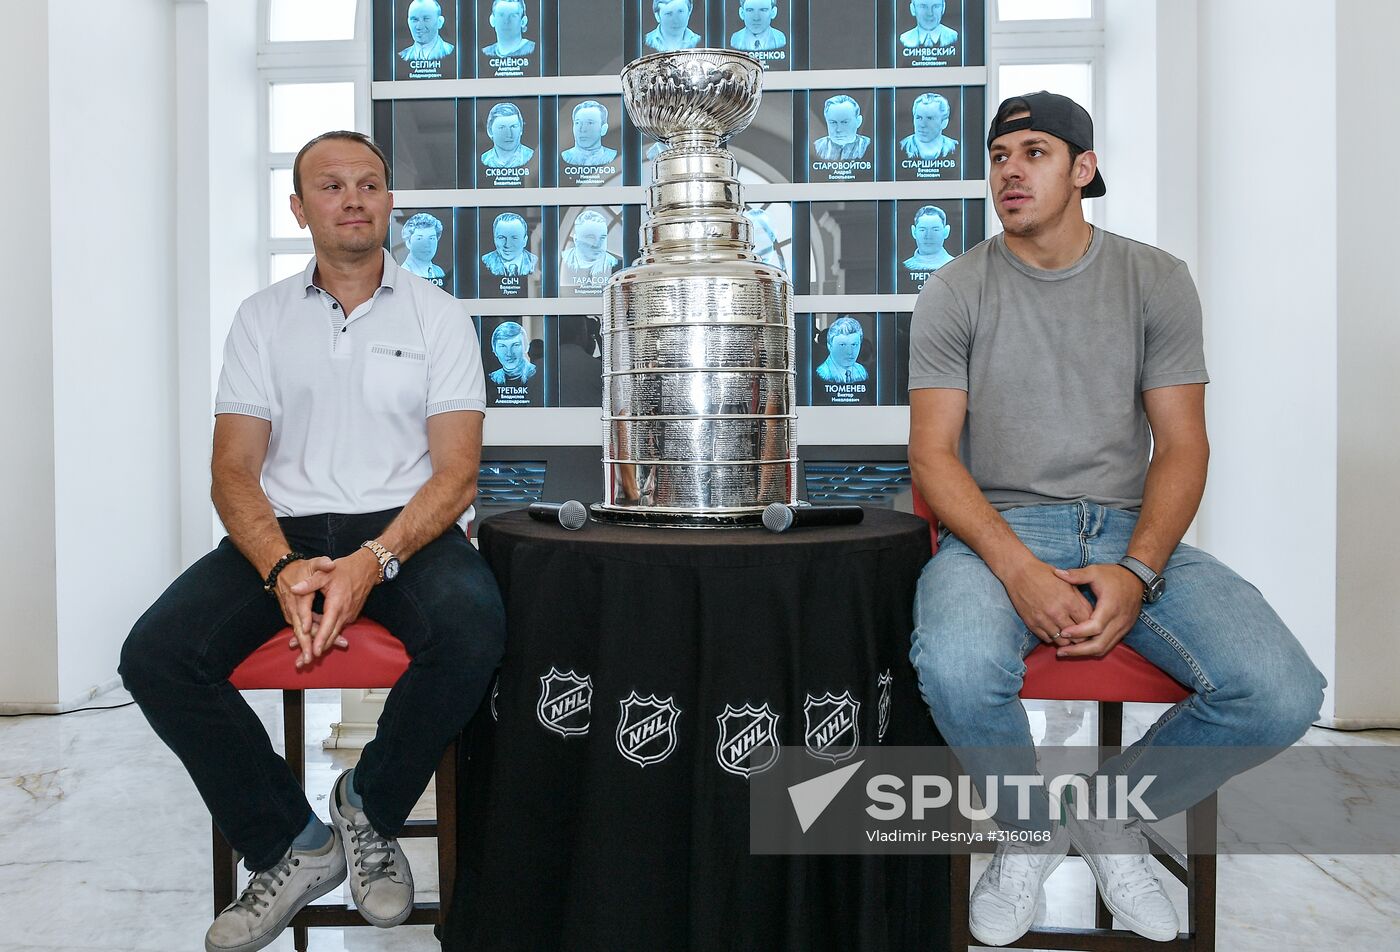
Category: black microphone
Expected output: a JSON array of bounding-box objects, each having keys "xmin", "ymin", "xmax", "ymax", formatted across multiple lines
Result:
[
  {"xmin": 762, "ymin": 502, "xmax": 864, "ymax": 533},
  {"xmin": 527, "ymin": 500, "xmax": 589, "ymax": 530}
]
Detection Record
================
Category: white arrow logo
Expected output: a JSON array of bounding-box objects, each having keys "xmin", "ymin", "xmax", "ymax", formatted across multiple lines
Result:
[{"xmin": 787, "ymin": 759, "xmax": 866, "ymax": 833}]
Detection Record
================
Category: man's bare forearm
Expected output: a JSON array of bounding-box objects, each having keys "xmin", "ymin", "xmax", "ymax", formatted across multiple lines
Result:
[
  {"xmin": 1126, "ymin": 445, "xmax": 1208, "ymax": 574},
  {"xmin": 212, "ymin": 471, "xmax": 293, "ymax": 580},
  {"xmin": 911, "ymin": 447, "xmax": 1035, "ymax": 581},
  {"xmin": 375, "ymin": 467, "xmax": 477, "ymax": 562}
]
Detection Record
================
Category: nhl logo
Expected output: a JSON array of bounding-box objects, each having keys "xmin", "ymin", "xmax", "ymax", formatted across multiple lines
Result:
[
  {"xmin": 877, "ymin": 670, "xmax": 892, "ymax": 742},
  {"xmin": 804, "ymin": 690, "xmax": 861, "ymax": 763},
  {"xmin": 715, "ymin": 703, "xmax": 781, "ymax": 778},
  {"xmin": 537, "ymin": 667, "xmax": 593, "ymax": 737},
  {"xmin": 616, "ymin": 691, "xmax": 682, "ymax": 767}
]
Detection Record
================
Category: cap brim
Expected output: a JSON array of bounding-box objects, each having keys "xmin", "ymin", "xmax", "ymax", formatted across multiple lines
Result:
[{"xmin": 1084, "ymin": 169, "xmax": 1106, "ymax": 199}]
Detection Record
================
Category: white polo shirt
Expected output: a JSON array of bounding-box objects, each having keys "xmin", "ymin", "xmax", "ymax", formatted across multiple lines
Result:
[{"xmin": 214, "ymin": 251, "xmax": 486, "ymax": 526}]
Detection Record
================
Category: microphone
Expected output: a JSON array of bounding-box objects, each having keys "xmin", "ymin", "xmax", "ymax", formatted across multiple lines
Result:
[
  {"xmin": 762, "ymin": 502, "xmax": 865, "ymax": 533},
  {"xmin": 527, "ymin": 500, "xmax": 589, "ymax": 531}
]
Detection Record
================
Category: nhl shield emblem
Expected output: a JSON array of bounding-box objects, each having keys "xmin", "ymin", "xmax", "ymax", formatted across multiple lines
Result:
[
  {"xmin": 715, "ymin": 703, "xmax": 781, "ymax": 778},
  {"xmin": 537, "ymin": 667, "xmax": 593, "ymax": 737},
  {"xmin": 804, "ymin": 690, "xmax": 861, "ymax": 763},
  {"xmin": 877, "ymin": 671, "xmax": 892, "ymax": 742},
  {"xmin": 616, "ymin": 691, "xmax": 682, "ymax": 767}
]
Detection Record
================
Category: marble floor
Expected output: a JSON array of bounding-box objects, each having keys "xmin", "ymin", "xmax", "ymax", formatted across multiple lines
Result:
[{"xmin": 2, "ymin": 691, "xmax": 1397, "ymax": 951}]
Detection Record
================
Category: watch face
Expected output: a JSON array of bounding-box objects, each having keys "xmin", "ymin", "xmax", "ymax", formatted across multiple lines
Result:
[
  {"xmin": 1146, "ymin": 577, "xmax": 1166, "ymax": 603},
  {"xmin": 384, "ymin": 558, "xmax": 401, "ymax": 581}
]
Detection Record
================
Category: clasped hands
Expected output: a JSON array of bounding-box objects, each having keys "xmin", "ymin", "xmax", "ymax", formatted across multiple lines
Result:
[
  {"xmin": 1003, "ymin": 558, "xmax": 1146, "ymax": 658},
  {"xmin": 271, "ymin": 549, "xmax": 382, "ymax": 668}
]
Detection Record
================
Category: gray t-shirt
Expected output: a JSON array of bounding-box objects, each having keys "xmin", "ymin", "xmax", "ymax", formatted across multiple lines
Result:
[{"xmin": 908, "ymin": 229, "xmax": 1208, "ymax": 512}]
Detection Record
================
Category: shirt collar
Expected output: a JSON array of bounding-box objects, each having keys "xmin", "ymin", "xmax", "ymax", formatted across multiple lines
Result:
[{"xmin": 302, "ymin": 249, "xmax": 399, "ymax": 296}]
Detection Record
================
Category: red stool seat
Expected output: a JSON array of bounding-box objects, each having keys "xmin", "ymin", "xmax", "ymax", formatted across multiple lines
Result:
[
  {"xmin": 1023, "ymin": 643, "xmax": 1190, "ymax": 704},
  {"xmin": 230, "ymin": 619, "xmax": 410, "ymax": 691}
]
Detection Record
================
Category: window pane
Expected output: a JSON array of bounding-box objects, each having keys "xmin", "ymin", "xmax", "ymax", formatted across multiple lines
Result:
[
  {"xmin": 270, "ymin": 169, "xmax": 303, "ymax": 238},
  {"xmin": 272, "ymin": 253, "xmax": 314, "ymax": 283},
  {"xmin": 269, "ymin": 0, "xmax": 357, "ymax": 42},
  {"xmin": 270, "ymin": 82, "xmax": 356, "ymax": 153},
  {"xmin": 997, "ymin": 0, "xmax": 1092, "ymax": 20},
  {"xmin": 997, "ymin": 63, "xmax": 1092, "ymax": 113}
]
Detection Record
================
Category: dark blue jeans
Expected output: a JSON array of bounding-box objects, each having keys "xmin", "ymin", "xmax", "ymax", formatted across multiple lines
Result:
[{"xmin": 120, "ymin": 509, "xmax": 505, "ymax": 872}]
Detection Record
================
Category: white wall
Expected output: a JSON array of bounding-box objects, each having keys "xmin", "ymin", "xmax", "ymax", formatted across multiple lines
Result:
[
  {"xmin": 1333, "ymin": 2, "xmax": 1400, "ymax": 725},
  {"xmin": 1195, "ymin": 0, "xmax": 1338, "ymax": 718},
  {"xmin": 179, "ymin": 0, "xmax": 260, "ymax": 565},
  {"xmin": 0, "ymin": 2, "xmax": 60, "ymax": 707},
  {"xmin": 48, "ymin": 0, "xmax": 182, "ymax": 704}
]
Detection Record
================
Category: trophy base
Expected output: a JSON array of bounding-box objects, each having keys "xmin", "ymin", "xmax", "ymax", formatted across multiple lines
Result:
[{"xmin": 589, "ymin": 502, "xmax": 764, "ymax": 529}]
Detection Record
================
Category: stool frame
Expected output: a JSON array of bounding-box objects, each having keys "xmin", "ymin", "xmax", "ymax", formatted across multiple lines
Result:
[{"xmin": 210, "ymin": 688, "xmax": 458, "ymax": 950}]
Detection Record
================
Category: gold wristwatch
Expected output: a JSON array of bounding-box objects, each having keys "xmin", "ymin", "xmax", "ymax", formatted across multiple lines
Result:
[{"xmin": 360, "ymin": 540, "xmax": 400, "ymax": 583}]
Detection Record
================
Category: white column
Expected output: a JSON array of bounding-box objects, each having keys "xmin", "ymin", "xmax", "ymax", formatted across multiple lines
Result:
[
  {"xmin": 0, "ymin": 0, "xmax": 60, "ymax": 711},
  {"xmin": 1333, "ymin": 1, "xmax": 1400, "ymax": 727}
]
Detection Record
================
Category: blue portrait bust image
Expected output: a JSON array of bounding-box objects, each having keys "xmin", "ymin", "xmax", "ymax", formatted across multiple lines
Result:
[
  {"xmin": 900, "ymin": 93, "xmax": 959, "ymax": 160},
  {"xmin": 400, "ymin": 0, "xmax": 455, "ymax": 61},
  {"xmin": 899, "ymin": 0, "xmax": 958, "ymax": 48},
  {"xmin": 730, "ymin": 0, "xmax": 786, "ymax": 50},
  {"xmin": 560, "ymin": 210, "xmax": 620, "ymax": 283},
  {"xmin": 560, "ymin": 101, "xmax": 619, "ymax": 167},
  {"xmin": 481, "ymin": 0, "xmax": 537, "ymax": 56},
  {"xmin": 902, "ymin": 205, "xmax": 954, "ymax": 272},
  {"xmin": 644, "ymin": 0, "xmax": 701, "ymax": 52},
  {"xmin": 813, "ymin": 95, "xmax": 872, "ymax": 161},
  {"xmin": 481, "ymin": 102, "xmax": 536, "ymax": 169},
  {"xmin": 399, "ymin": 213, "xmax": 446, "ymax": 279},
  {"xmin": 489, "ymin": 321, "xmax": 538, "ymax": 385},
  {"xmin": 815, "ymin": 316, "xmax": 869, "ymax": 384},
  {"xmin": 481, "ymin": 212, "xmax": 538, "ymax": 277}
]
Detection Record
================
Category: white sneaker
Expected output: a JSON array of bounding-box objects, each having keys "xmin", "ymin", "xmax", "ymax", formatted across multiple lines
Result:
[
  {"xmin": 205, "ymin": 835, "xmax": 346, "ymax": 952},
  {"xmin": 968, "ymin": 824, "xmax": 1069, "ymax": 947},
  {"xmin": 1064, "ymin": 805, "xmax": 1180, "ymax": 942},
  {"xmin": 330, "ymin": 769, "xmax": 414, "ymax": 928}
]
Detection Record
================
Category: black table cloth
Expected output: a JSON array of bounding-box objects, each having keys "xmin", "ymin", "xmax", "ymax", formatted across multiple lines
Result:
[{"xmin": 444, "ymin": 508, "xmax": 948, "ymax": 952}]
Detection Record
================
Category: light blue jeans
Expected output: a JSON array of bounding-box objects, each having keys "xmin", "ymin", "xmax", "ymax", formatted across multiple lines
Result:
[{"xmin": 910, "ymin": 502, "xmax": 1326, "ymax": 831}]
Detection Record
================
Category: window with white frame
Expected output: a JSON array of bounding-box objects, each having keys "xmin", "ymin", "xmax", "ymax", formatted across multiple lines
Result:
[
  {"xmin": 258, "ymin": 0, "xmax": 371, "ymax": 288},
  {"xmin": 987, "ymin": 0, "xmax": 1104, "ymax": 226}
]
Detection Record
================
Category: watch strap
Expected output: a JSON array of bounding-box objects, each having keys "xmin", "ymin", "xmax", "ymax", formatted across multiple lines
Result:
[{"xmin": 360, "ymin": 540, "xmax": 396, "ymax": 582}]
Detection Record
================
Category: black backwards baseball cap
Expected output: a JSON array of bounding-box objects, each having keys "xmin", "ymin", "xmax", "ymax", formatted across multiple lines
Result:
[{"xmin": 986, "ymin": 91, "xmax": 1106, "ymax": 198}]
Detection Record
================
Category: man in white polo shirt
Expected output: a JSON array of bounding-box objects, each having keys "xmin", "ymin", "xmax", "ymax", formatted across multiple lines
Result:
[{"xmin": 120, "ymin": 130, "xmax": 505, "ymax": 952}]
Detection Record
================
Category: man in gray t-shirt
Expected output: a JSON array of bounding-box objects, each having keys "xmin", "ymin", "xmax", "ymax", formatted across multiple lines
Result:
[{"xmin": 907, "ymin": 92, "xmax": 1324, "ymax": 948}]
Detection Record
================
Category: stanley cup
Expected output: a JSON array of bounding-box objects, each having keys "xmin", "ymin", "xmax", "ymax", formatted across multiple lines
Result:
[{"xmin": 591, "ymin": 49, "xmax": 798, "ymax": 528}]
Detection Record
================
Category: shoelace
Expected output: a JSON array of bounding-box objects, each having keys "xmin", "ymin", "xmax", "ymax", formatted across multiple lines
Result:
[
  {"xmin": 977, "ymin": 840, "xmax": 1042, "ymax": 917},
  {"xmin": 1089, "ymin": 820, "xmax": 1165, "ymax": 904},
  {"xmin": 346, "ymin": 816, "xmax": 398, "ymax": 886},
  {"xmin": 232, "ymin": 853, "xmax": 299, "ymax": 918}
]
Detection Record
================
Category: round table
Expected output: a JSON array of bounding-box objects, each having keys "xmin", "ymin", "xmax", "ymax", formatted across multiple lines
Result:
[{"xmin": 444, "ymin": 507, "xmax": 948, "ymax": 951}]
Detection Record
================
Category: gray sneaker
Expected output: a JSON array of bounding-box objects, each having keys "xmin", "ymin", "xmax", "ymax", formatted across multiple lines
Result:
[
  {"xmin": 330, "ymin": 769, "xmax": 414, "ymax": 927},
  {"xmin": 205, "ymin": 835, "xmax": 346, "ymax": 952}
]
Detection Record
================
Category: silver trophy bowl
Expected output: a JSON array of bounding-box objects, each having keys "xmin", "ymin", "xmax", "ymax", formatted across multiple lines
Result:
[
  {"xmin": 620, "ymin": 49, "xmax": 764, "ymax": 149},
  {"xmin": 592, "ymin": 49, "xmax": 798, "ymax": 528}
]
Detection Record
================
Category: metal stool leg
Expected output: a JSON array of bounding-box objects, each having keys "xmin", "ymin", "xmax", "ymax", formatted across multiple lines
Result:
[
  {"xmin": 212, "ymin": 822, "xmax": 238, "ymax": 917},
  {"xmin": 435, "ymin": 736, "xmax": 460, "ymax": 934},
  {"xmin": 1092, "ymin": 701, "xmax": 1124, "ymax": 931}
]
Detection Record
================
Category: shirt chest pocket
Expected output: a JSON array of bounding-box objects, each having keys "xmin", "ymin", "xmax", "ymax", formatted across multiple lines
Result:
[{"xmin": 362, "ymin": 342, "xmax": 428, "ymax": 414}]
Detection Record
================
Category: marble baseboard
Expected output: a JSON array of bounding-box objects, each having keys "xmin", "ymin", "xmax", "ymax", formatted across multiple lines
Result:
[{"xmin": 0, "ymin": 674, "xmax": 124, "ymax": 716}]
